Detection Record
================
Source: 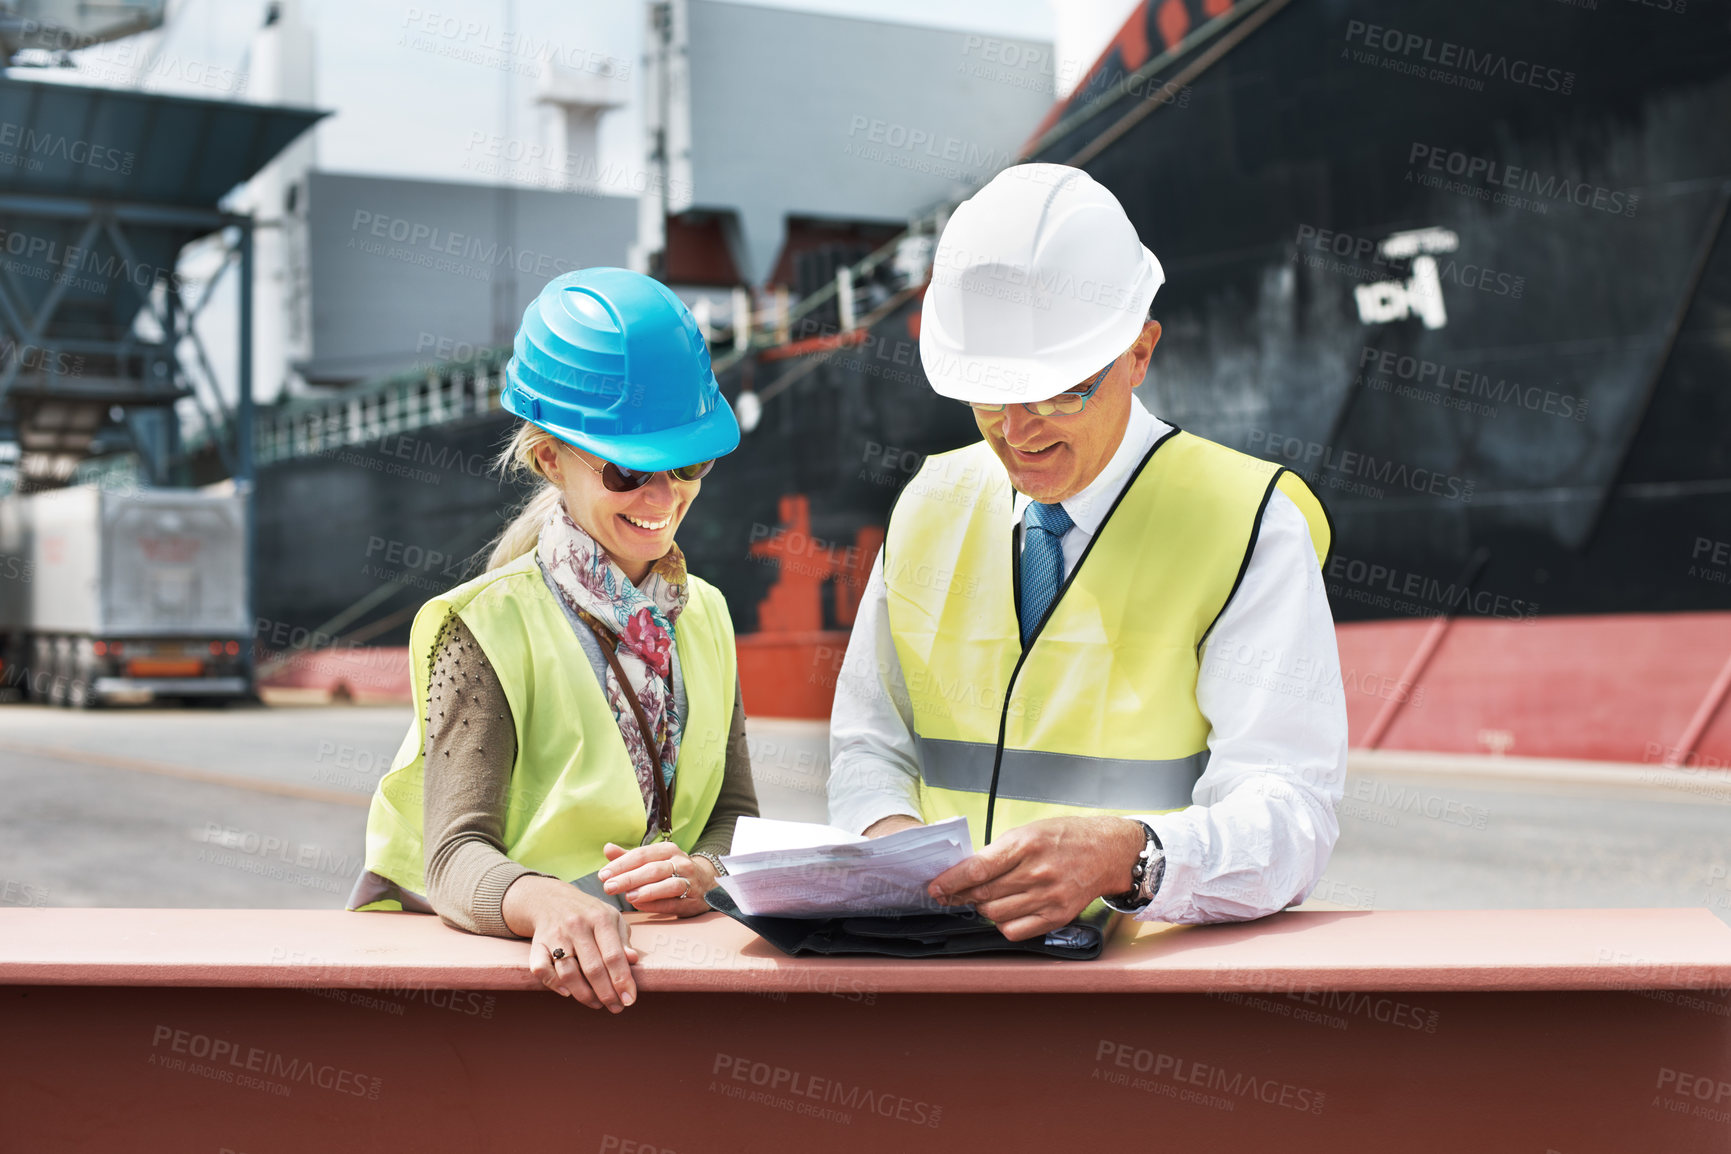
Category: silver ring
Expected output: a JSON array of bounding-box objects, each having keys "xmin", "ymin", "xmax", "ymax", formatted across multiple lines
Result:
[
  {"xmin": 550, "ymin": 946, "xmax": 567, "ymax": 961},
  {"xmin": 678, "ymin": 875, "xmax": 693, "ymax": 899}
]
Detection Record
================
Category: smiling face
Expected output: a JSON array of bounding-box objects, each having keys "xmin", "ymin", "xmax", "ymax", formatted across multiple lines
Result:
[
  {"xmin": 532, "ymin": 438, "xmax": 700, "ymax": 584},
  {"xmin": 973, "ymin": 319, "xmax": 1163, "ymax": 503}
]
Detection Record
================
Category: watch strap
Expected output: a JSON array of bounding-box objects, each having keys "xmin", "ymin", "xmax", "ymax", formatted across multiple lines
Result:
[{"xmin": 1100, "ymin": 820, "xmax": 1162, "ymax": 914}]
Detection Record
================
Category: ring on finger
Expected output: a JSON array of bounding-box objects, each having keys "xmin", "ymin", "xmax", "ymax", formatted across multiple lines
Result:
[
  {"xmin": 550, "ymin": 946, "xmax": 567, "ymax": 962},
  {"xmin": 668, "ymin": 862, "xmax": 694, "ymax": 897}
]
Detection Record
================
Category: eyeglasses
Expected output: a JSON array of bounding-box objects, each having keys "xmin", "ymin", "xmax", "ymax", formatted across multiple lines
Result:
[
  {"xmin": 572, "ymin": 450, "xmax": 716, "ymax": 492},
  {"xmin": 968, "ymin": 362, "xmax": 1113, "ymax": 416}
]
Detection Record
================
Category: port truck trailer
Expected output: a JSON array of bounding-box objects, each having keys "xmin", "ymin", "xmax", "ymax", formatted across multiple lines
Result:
[{"xmin": 0, "ymin": 484, "xmax": 252, "ymax": 706}]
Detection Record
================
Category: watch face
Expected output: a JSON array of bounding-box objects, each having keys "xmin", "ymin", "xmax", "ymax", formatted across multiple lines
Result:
[{"xmin": 1139, "ymin": 849, "xmax": 1165, "ymax": 902}]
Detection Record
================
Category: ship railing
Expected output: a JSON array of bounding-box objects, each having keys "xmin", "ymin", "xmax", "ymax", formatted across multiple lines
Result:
[
  {"xmin": 707, "ymin": 0, "xmax": 1283, "ymax": 379},
  {"xmin": 246, "ymin": 358, "xmax": 511, "ymax": 467},
  {"xmin": 709, "ymin": 217, "xmax": 946, "ymax": 379},
  {"xmin": 67, "ymin": 453, "xmax": 144, "ymax": 494}
]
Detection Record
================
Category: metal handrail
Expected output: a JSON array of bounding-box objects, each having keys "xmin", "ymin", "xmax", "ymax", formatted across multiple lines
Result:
[
  {"xmin": 139, "ymin": 6, "xmax": 1281, "ymax": 474},
  {"xmin": 713, "ymin": 0, "xmax": 1275, "ymax": 374}
]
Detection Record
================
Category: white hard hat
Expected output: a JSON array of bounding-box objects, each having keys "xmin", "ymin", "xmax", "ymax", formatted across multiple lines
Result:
[{"xmin": 919, "ymin": 163, "xmax": 1164, "ymax": 404}]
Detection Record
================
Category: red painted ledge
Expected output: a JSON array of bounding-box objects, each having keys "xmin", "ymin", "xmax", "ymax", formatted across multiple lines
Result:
[{"xmin": 2, "ymin": 907, "xmax": 1728, "ymax": 995}]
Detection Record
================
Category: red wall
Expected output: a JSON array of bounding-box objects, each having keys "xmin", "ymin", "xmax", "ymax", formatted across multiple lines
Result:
[{"xmin": 1337, "ymin": 612, "xmax": 1731, "ymax": 766}]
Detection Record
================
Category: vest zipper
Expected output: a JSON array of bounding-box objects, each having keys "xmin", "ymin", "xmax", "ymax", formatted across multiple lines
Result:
[{"xmin": 981, "ymin": 428, "xmax": 1181, "ymax": 843}]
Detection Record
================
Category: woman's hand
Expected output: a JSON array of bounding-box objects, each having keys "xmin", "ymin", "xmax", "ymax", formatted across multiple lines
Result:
[
  {"xmin": 503, "ymin": 875, "xmax": 640, "ymax": 1011},
  {"xmin": 599, "ymin": 841, "xmax": 716, "ymax": 917}
]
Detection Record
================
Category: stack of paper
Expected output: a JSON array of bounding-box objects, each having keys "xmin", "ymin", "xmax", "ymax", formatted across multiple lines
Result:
[{"xmin": 716, "ymin": 816, "xmax": 973, "ymax": 917}]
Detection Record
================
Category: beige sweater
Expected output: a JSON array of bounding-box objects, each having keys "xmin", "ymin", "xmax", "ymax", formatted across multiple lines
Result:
[{"xmin": 420, "ymin": 613, "xmax": 758, "ymax": 938}]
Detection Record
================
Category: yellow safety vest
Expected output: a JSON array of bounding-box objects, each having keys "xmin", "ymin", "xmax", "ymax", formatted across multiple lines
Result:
[
  {"xmin": 883, "ymin": 429, "xmax": 1330, "ymax": 848},
  {"xmin": 351, "ymin": 550, "xmax": 735, "ymax": 911}
]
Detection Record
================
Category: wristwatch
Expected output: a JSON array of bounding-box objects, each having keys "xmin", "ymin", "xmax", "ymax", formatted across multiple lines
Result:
[
  {"xmin": 691, "ymin": 850, "xmax": 728, "ymax": 878},
  {"xmin": 1100, "ymin": 820, "xmax": 1164, "ymax": 914}
]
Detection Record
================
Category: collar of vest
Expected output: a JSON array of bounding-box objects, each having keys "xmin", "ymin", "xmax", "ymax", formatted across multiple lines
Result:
[{"xmin": 880, "ymin": 429, "xmax": 1329, "ymax": 843}]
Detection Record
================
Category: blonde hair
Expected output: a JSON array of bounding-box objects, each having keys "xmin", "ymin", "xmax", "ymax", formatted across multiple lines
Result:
[{"xmin": 485, "ymin": 421, "xmax": 566, "ymax": 570}]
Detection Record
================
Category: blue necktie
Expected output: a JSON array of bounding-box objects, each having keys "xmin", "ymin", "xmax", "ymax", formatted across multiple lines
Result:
[{"xmin": 1020, "ymin": 501, "xmax": 1073, "ymax": 645}]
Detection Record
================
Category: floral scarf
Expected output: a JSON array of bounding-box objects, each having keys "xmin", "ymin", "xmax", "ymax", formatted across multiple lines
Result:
[{"xmin": 537, "ymin": 502, "xmax": 688, "ymax": 839}]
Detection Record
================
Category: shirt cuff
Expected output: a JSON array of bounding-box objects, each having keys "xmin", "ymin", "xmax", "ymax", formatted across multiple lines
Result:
[{"xmin": 829, "ymin": 766, "xmax": 924, "ymax": 836}]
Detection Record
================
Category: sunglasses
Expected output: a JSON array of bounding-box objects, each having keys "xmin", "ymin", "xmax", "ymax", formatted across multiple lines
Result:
[
  {"xmin": 572, "ymin": 450, "xmax": 716, "ymax": 493},
  {"xmin": 968, "ymin": 361, "xmax": 1113, "ymax": 417}
]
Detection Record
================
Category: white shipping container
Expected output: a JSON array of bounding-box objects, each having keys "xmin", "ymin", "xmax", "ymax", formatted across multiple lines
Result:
[
  {"xmin": 0, "ymin": 498, "xmax": 26, "ymax": 628},
  {"xmin": 21, "ymin": 486, "xmax": 248, "ymax": 637}
]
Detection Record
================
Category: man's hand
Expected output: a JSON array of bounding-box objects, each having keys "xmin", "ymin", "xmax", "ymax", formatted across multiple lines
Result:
[
  {"xmin": 927, "ymin": 816, "xmax": 1145, "ymax": 940},
  {"xmin": 863, "ymin": 814, "xmax": 924, "ymax": 838}
]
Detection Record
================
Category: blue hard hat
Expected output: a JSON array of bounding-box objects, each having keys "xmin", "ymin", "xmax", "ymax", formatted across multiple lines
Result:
[{"xmin": 501, "ymin": 267, "xmax": 740, "ymax": 471}]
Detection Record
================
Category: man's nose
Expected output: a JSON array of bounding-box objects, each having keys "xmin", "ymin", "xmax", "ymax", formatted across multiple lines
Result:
[{"xmin": 1001, "ymin": 405, "xmax": 1048, "ymax": 446}]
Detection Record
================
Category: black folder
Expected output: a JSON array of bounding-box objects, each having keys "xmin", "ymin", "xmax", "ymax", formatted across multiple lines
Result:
[{"xmin": 703, "ymin": 886, "xmax": 1110, "ymax": 960}]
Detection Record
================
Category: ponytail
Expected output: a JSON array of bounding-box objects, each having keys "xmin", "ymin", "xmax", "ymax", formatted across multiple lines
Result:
[{"xmin": 485, "ymin": 421, "xmax": 565, "ymax": 571}]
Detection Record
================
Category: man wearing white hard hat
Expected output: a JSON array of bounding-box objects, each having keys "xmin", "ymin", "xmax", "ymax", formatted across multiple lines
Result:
[{"xmin": 827, "ymin": 163, "xmax": 1347, "ymax": 938}]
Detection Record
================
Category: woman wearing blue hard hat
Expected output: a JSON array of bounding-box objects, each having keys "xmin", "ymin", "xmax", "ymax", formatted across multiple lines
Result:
[{"xmin": 349, "ymin": 267, "xmax": 757, "ymax": 1013}]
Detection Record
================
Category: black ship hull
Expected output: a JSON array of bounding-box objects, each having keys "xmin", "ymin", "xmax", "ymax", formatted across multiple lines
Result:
[{"xmin": 257, "ymin": 0, "xmax": 1731, "ymax": 644}]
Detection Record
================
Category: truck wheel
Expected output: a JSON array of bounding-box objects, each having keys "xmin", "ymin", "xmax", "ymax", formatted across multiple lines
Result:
[
  {"xmin": 46, "ymin": 639, "xmax": 70, "ymax": 708},
  {"xmin": 67, "ymin": 663, "xmax": 99, "ymax": 709},
  {"xmin": 0, "ymin": 639, "xmax": 21, "ymax": 703},
  {"xmin": 28, "ymin": 636, "xmax": 53, "ymax": 702}
]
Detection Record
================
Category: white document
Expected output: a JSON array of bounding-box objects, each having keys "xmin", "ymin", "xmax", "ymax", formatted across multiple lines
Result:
[
  {"xmin": 728, "ymin": 816, "xmax": 863, "ymax": 855},
  {"xmin": 717, "ymin": 816, "xmax": 973, "ymax": 918}
]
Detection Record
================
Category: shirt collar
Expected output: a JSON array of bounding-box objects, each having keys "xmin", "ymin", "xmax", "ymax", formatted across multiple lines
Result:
[{"xmin": 1013, "ymin": 394, "xmax": 1168, "ymax": 535}]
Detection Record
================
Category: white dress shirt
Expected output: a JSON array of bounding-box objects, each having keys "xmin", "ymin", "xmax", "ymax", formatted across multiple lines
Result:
[{"xmin": 826, "ymin": 394, "xmax": 1348, "ymax": 924}]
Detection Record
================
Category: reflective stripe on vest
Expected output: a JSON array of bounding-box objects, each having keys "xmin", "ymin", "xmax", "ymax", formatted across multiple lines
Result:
[
  {"xmin": 918, "ymin": 737, "xmax": 1208, "ymax": 811},
  {"xmin": 351, "ymin": 550, "xmax": 735, "ymax": 908},
  {"xmin": 883, "ymin": 429, "xmax": 1330, "ymax": 848}
]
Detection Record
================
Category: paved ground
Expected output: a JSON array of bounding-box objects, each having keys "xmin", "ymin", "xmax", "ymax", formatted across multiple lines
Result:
[{"xmin": 2, "ymin": 703, "xmax": 1727, "ymax": 925}]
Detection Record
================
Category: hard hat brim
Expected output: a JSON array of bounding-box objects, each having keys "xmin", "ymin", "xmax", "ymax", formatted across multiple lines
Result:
[
  {"xmin": 920, "ymin": 244, "xmax": 1164, "ymax": 404},
  {"xmin": 505, "ymin": 388, "xmax": 742, "ymax": 472}
]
